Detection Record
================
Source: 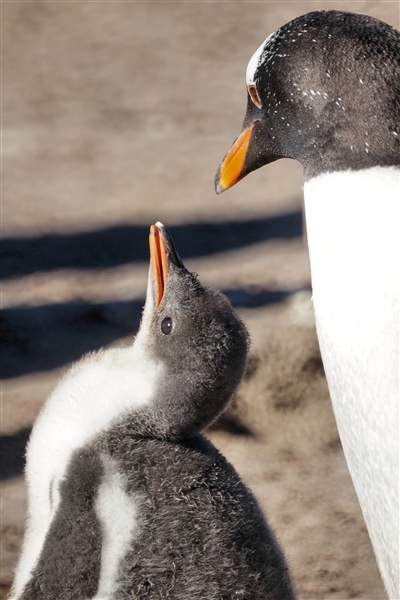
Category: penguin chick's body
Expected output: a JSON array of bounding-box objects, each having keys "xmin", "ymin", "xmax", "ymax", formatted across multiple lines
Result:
[
  {"xmin": 215, "ymin": 11, "xmax": 399, "ymax": 599},
  {"xmin": 12, "ymin": 223, "xmax": 296, "ymax": 600}
]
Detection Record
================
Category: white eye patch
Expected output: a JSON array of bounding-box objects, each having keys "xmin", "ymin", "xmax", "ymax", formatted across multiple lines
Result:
[{"xmin": 246, "ymin": 30, "xmax": 278, "ymax": 86}]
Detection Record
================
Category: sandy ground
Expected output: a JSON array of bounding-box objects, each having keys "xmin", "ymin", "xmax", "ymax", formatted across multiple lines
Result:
[{"xmin": 1, "ymin": 2, "xmax": 398, "ymax": 598}]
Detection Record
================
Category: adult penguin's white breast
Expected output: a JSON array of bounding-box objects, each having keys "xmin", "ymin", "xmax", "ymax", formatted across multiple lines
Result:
[{"xmin": 304, "ymin": 166, "xmax": 399, "ymax": 592}]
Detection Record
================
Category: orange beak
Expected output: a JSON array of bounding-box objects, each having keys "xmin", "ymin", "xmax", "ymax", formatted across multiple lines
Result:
[
  {"xmin": 149, "ymin": 224, "xmax": 169, "ymax": 307},
  {"xmin": 215, "ymin": 125, "xmax": 253, "ymax": 194}
]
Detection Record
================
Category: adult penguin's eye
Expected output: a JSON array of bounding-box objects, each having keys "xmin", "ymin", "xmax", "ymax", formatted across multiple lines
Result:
[
  {"xmin": 161, "ymin": 317, "xmax": 172, "ymax": 335},
  {"xmin": 248, "ymin": 83, "xmax": 262, "ymax": 108}
]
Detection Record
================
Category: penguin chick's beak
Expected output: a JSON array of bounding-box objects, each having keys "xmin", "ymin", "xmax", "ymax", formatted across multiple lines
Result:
[
  {"xmin": 215, "ymin": 125, "xmax": 254, "ymax": 194},
  {"xmin": 149, "ymin": 222, "xmax": 184, "ymax": 307}
]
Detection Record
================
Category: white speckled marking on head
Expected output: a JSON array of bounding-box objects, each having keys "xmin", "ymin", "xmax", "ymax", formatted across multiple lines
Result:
[
  {"xmin": 93, "ymin": 455, "xmax": 141, "ymax": 600},
  {"xmin": 246, "ymin": 30, "xmax": 278, "ymax": 86}
]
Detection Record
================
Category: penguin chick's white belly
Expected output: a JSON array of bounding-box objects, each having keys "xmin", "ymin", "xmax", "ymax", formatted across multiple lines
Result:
[
  {"xmin": 304, "ymin": 166, "xmax": 399, "ymax": 598},
  {"xmin": 12, "ymin": 347, "xmax": 160, "ymax": 599}
]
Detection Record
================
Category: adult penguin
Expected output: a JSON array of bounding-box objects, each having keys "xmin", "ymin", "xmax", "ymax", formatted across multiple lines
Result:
[{"xmin": 215, "ymin": 10, "xmax": 399, "ymax": 599}]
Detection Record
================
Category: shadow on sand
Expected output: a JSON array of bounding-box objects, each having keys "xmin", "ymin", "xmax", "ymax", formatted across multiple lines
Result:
[
  {"xmin": 1, "ymin": 213, "xmax": 302, "ymax": 278},
  {"xmin": 0, "ymin": 429, "xmax": 31, "ymax": 480}
]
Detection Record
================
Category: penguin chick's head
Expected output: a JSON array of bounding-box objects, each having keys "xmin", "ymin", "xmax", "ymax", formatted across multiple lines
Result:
[
  {"xmin": 134, "ymin": 222, "xmax": 249, "ymax": 440},
  {"xmin": 215, "ymin": 10, "xmax": 400, "ymax": 187}
]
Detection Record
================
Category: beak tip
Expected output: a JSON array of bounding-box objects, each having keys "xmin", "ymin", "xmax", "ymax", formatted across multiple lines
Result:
[
  {"xmin": 215, "ymin": 182, "xmax": 225, "ymax": 195},
  {"xmin": 214, "ymin": 167, "xmax": 225, "ymax": 195}
]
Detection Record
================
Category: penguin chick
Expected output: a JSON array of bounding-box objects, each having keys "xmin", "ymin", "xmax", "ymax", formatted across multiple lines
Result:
[{"xmin": 11, "ymin": 223, "xmax": 296, "ymax": 600}]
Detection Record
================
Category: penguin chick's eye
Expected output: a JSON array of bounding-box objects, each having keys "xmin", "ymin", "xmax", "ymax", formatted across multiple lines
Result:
[
  {"xmin": 161, "ymin": 316, "xmax": 172, "ymax": 335},
  {"xmin": 248, "ymin": 83, "xmax": 262, "ymax": 108}
]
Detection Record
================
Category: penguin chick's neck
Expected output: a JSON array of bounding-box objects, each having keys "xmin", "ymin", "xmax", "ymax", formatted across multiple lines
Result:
[{"xmin": 131, "ymin": 263, "xmax": 249, "ymax": 440}]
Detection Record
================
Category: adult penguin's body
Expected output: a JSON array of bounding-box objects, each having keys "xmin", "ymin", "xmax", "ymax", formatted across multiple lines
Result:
[
  {"xmin": 11, "ymin": 223, "xmax": 296, "ymax": 600},
  {"xmin": 215, "ymin": 10, "xmax": 399, "ymax": 599}
]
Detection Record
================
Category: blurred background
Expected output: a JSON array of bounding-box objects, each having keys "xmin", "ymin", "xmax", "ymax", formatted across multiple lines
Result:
[{"xmin": 1, "ymin": 1, "xmax": 398, "ymax": 598}]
